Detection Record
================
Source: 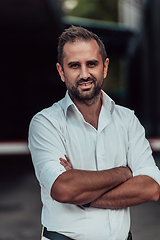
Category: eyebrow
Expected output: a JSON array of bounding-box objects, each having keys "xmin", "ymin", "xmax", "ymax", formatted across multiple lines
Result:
[
  {"xmin": 68, "ymin": 61, "xmax": 80, "ymax": 66},
  {"xmin": 68, "ymin": 59, "xmax": 99, "ymax": 66},
  {"xmin": 86, "ymin": 60, "xmax": 99, "ymax": 64}
]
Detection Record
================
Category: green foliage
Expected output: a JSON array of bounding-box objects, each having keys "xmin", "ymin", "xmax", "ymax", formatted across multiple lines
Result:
[{"xmin": 61, "ymin": 0, "xmax": 118, "ymax": 22}]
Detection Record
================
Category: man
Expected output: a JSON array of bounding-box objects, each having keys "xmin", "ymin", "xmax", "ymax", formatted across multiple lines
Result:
[{"xmin": 28, "ymin": 26, "xmax": 160, "ymax": 240}]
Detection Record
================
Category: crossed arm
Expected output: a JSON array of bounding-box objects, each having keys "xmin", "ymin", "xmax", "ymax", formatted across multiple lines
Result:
[{"xmin": 50, "ymin": 156, "xmax": 160, "ymax": 209}]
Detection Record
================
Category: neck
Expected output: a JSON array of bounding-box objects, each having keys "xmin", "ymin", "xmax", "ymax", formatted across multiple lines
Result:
[{"xmin": 72, "ymin": 92, "xmax": 102, "ymax": 129}]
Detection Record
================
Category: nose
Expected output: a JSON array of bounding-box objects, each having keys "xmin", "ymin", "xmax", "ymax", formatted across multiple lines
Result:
[{"xmin": 80, "ymin": 65, "xmax": 90, "ymax": 80}]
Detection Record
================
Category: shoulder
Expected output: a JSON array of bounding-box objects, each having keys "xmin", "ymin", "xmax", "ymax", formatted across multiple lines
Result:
[
  {"xmin": 113, "ymin": 104, "xmax": 144, "ymax": 136},
  {"xmin": 113, "ymin": 104, "xmax": 134, "ymax": 120},
  {"xmin": 102, "ymin": 91, "xmax": 134, "ymax": 122},
  {"xmin": 29, "ymin": 100, "xmax": 66, "ymax": 132},
  {"xmin": 112, "ymin": 104, "xmax": 137, "ymax": 131}
]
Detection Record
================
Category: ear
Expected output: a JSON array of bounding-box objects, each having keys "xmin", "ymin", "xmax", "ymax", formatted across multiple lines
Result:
[
  {"xmin": 103, "ymin": 58, "xmax": 109, "ymax": 79},
  {"xmin": 56, "ymin": 63, "xmax": 65, "ymax": 82}
]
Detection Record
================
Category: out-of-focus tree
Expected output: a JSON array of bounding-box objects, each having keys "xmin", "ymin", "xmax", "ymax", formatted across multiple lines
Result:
[{"xmin": 59, "ymin": 0, "xmax": 118, "ymax": 22}]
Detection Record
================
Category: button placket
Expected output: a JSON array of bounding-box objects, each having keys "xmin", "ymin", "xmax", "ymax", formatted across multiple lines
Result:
[{"xmin": 96, "ymin": 132, "xmax": 106, "ymax": 171}]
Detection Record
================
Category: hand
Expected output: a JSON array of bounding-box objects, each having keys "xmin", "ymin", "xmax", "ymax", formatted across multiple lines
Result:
[{"xmin": 59, "ymin": 155, "xmax": 73, "ymax": 171}]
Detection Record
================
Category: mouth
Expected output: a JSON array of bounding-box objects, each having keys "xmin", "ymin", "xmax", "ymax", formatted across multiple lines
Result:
[
  {"xmin": 79, "ymin": 82, "xmax": 92, "ymax": 86},
  {"xmin": 78, "ymin": 81, "xmax": 93, "ymax": 89}
]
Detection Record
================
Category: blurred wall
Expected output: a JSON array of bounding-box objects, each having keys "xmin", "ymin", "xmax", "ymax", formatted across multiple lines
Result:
[
  {"xmin": 0, "ymin": 0, "xmax": 66, "ymax": 140},
  {"xmin": 127, "ymin": 0, "xmax": 160, "ymax": 136}
]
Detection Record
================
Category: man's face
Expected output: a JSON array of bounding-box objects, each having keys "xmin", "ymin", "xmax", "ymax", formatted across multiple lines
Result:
[{"xmin": 57, "ymin": 40, "xmax": 109, "ymax": 104}]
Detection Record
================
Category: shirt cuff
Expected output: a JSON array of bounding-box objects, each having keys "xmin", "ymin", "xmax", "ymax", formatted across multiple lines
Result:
[
  {"xmin": 133, "ymin": 166, "xmax": 160, "ymax": 185},
  {"xmin": 40, "ymin": 162, "xmax": 66, "ymax": 193}
]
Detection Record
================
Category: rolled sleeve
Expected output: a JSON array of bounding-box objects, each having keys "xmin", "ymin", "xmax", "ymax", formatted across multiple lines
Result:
[
  {"xmin": 127, "ymin": 112, "xmax": 160, "ymax": 185},
  {"xmin": 28, "ymin": 112, "xmax": 66, "ymax": 193},
  {"xmin": 133, "ymin": 166, "xmax": 160, "ymax": 184}
]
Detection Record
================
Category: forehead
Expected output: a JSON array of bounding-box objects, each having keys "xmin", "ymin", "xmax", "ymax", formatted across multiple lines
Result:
[{"xmin": 63, "ymin": 40, "xmax": 102, "ymax": 62}]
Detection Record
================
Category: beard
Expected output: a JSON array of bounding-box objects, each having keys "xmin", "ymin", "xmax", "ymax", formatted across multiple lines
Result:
[{"xmin": 66, "ymin": 76, "xmax": 104, "ymax": 105}]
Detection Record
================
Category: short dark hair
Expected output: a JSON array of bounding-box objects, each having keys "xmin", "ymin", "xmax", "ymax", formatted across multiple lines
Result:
[{"xmin": 57, "ymin": 25, "xmax": 107, "ymax": 67}]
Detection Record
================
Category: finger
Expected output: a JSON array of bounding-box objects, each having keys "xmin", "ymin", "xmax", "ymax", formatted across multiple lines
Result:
[
  {"xmin": 64, "ymin": 155, "xmax": 72, "ymax": 168},
  {"xmin": 68, "ymin": 162, "xmax": 72, "ymax": 168},
  {"xmin": 60, "ymin": 156, "xmax": 73, "ymax": 170},
  {"xmin": 60, "ymin": 157, "xmax": 67, "ymax": 163},
  {"xmin": 64, "ymin": 155, "xmax": 71, "ymax": 163},
  {"xmin": 66, "ymin": 166, "xmax": 71, "ymax": 171},
  {"xmin": 60, "ymin": 161, "xmax": 68, "ymax": 170},
  {"xmin": 60, "ymin": 161, "xmax": 66, "ymax": 167},
  {"xmin": 59, "ymin": 158, "xmax": 67, "ymax": 166}
]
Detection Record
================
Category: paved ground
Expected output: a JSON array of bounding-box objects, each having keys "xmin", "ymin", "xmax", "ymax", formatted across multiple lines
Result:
[
  {"xmin": 0, "ymin": 154, "xmax": 160, "ymax": 240},
  {"xmin": 0, "ymin": 155, "xmax": 42, "ymax": 240}
]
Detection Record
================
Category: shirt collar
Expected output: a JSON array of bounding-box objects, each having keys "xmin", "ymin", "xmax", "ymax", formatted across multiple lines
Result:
[
  {"xmin": 60, "ymin": 91, "xmax": 75, "ymax": 117},
  {"xmin": 60, "ymin": 90, "xmax": 115, "ymax": 118},
  {"xmin": 101, "ymin": 90, "xmax": 115, "ymax": 115}
]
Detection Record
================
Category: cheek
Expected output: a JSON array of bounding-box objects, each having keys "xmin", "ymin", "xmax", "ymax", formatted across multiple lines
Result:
[
  {"xmin": 95, "ymin": 69, "xmax": 105, "ymax": 80},
  {"xmin": 64, "ymin": 74, "xmax": 76, "ymax": 87},
  {"xmin": 65, "ymin": 70, "xmax": 79, "ymax": 82}
]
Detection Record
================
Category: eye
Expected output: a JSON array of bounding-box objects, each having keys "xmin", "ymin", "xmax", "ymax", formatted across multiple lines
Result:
[
  {"xmin": 69, "ymin": 63, "xmax": 80, "ymax": 69},
  {"xmin": 87, "ymin": 61, "xmax": 98, "ymax": 68},
  {"xmin": 88, "ymin": 62, "xmax": 95, "ymax": 67}
]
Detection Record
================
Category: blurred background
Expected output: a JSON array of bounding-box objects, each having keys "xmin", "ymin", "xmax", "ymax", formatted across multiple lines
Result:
[{"xmin": 0, "ymin": 0, "xmax": 160, "ymax": 239}]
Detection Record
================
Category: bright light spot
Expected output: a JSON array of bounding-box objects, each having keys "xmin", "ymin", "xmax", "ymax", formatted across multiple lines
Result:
[{"xmin": 63, "ymin": 0, "xmax": 78, "ymax": 11}]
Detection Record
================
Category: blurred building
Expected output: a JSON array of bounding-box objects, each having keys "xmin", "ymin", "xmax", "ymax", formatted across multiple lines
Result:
[
  {"xmin": 119, "ymin": 0, "xmax": 160, "ymax": 136},
  {"xmin": 118, "ymin": 0, "xmax": 144, "ymax": 30}
]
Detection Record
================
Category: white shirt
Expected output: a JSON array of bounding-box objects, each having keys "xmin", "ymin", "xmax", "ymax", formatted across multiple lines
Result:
[{"xmin": 28, "ymin": 91, "xmax": 160, "ymax": 240}]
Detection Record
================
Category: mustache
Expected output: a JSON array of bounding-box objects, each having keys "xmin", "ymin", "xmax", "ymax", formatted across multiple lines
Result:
[{"xmin": 76, "ymin": 77, "xmax": 96, "ymax": 85}]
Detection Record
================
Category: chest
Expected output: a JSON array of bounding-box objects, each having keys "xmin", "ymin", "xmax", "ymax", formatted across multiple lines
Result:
[{"xmin": 63, "ymin": 116, "xmax": 128, "ymax": 171}]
